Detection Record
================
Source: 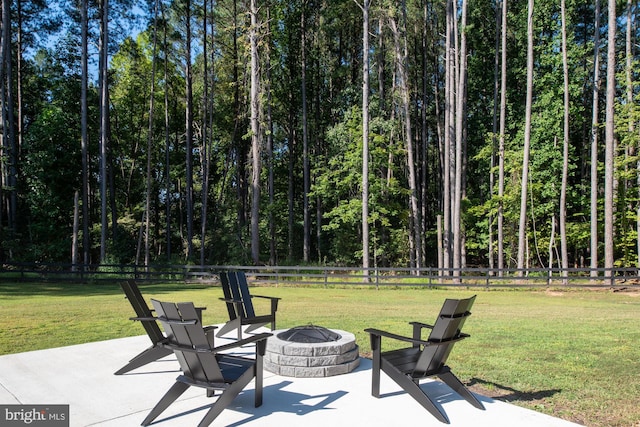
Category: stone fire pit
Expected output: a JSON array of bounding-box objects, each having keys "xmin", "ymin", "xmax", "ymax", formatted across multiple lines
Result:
[{"xmin": 265, "ymin": 325, "xmax": 360, "ymax": 378}]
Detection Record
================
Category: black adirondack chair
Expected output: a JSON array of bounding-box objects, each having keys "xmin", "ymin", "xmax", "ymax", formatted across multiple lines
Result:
[
  {"xmin": 142, "ymin": 299, "xmax": 271, "ymax": 427},
  {"xmin": 115, "ymin": 280, "xmax": 213, "ymax": 375},
  {"xmin": 216, "ymin": 271, "xmax": 280, "ymax": 339},
  {"xmin": 114, "ymin": 280, "xmax": 174, "ymax": 375},
  {"xmin": 365, "ymin": 295, "xmax": 484, "ymax": 424}
]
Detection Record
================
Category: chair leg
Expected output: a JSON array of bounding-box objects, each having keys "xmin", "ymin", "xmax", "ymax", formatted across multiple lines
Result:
[
  {"xmin": 142, "ymin": 381, "xmax": 190, "ymax": 426},
  {"xmin": 114, "ymin": 345, "xmax": 173, "ymax": 375},
  {"xmin": 216, "ymin": 318, "xmax": 241, "ymax": 338},
  {"xmin": 254, "ymin": 358, "xmax": 263, "ymax": 407},
  {"xmin": 438, "ymin": 368, "xmax": 485, "ymax": 410},
  {"xmin": 245, "ymin": 322, "xmax": 269, "ymax": 334},
  {"xmin": 197, "ymin": 369, "xmax": 256, "ymax": 427},
  {"xmin": 204, "ymin": 326, "xmax": 216, "ymax": 347},
  {"xmin": 380, "ymin": 359, "xmax": 450, "ymax": 424},
  {"xmin": 369, "ymin": 334, "xmax": 381, "ymax": 398}
]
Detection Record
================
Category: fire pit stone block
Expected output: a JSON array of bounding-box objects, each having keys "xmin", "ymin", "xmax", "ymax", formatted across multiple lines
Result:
[{"xmin": 265, "ymin": 328, "xmax": 360, "ymax": 378}]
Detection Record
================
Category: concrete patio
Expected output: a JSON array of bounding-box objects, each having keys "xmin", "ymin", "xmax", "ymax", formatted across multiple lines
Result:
[{"xmin": 0, "ymin": 332, "xmax": 583, "ymax": 427}]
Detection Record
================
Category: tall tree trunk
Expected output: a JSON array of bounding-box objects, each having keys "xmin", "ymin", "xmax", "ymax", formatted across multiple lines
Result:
[
  {"xmin": 81, "ymin": 0, "xmax": 90, "ymax": 266},
  {"xmin": 453, "ymin": 0, "xmax": 468, "ymax": 278},
  {"xmin": 301, "ymin": 3, "xmax": 310, "ymax": 262},
  {"xmin": 442, "ymin": 0, "xmax": 454, "ymax": 273},
  {"xmin": 449, "ymin": 0, "xmax": 458, "ymax": 270},
  {"xmin": 286, "ymin": 20, "xmax": 297, "ymax": 262},
  {"xmin": 361, "ymin": 0, "xmax": 370, "ymax": 278},
  {"xmin": 604, "ymin": 0, "xmax": 616, "ymax": 280},
  {"xmin": 0, "ymin": 0, "xmax": 6, "ymax": 247},
  {"xmin": 72, "ymin": 191, "xmax": 80, "ymax": 269},
  {"xmin": 626, "ymin": 0, "xmax": 638, "ymax": 268},
  {"xmin": 432, "ymin": 18, "xmax": 444, "ymax": 274},
  {"xmin": 287, "ymin": 124, "xmax": 295, "ymax": 262},
  {"xmin": 560, "ymin": 0, "xmax": 569, "ymax": 281},
  {"xmin": 200, "ymin": 0, "xmax": 213, "ymax": 265},
  {"xmin": 590, "ymin": 0, "xmax": 601, "ymax": 276},
  {"xmin": 2, "ymin": 0, "xmax": 17, "ymax": 237},
  {"xmin": 490, "ymin": 0, "xmax": 501, "ymax": 272},
  {"xmin": 231, "ymin": 0, "xmax": 246, "ymax": 237},
  {"xmin": 145, "ymin": 0, "xmax": 159, "ymax": 267},
  {"xmin": 250, "ymin": 0, "xmax": 261, "ymax": 265},
  {"xmin": 391, "ymin": 2, "xmax": 422, "ymax": 271},
  {"xmin": 184, "ymin": 0, "xmax": 194, "ymax": 260},
  {"xmin": 162, "ymin": 2, "xmax": 172, "ymax": 261},
  {"xmin": 266, "ymin": 5, "xmax": 275, "ymax": 265},
  {"xmin": 498, "ymin": 0, "xmax": 507, "ymax": 274},
  {"xmin": 549, "ymin": 214, "xmax": 556, "ymax": 280},
  {"xmin": 16, "ymin": 0, "xmax": 23, "ymax": 226},
  {"xmin": 99, "ymin": 0, "xmax": 109, "ymax": 262},
  {"xmin": 378, "ymin": 15, "xmax": 385, "ymax": 112},
  {"xmin": 517, "ymin": 0, "xmax": 534, "ymax": 274},
  {"xmin": 420, "ymin": 0, "xmax": 429, "ymax": 265}
]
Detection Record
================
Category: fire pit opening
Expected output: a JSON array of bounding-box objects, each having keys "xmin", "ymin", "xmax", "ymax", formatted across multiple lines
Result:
[{"xmin": 277, "ymin": 325, "xmax": 342, "ymax": 343}]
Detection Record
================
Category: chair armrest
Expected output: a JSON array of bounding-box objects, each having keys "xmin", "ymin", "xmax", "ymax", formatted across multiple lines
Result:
[
  {"xmin": 409, "ymin": 321, "xmax": 434, "ymax": 345},
  {"xmin": 252, "ymin": 295, "xmax": 280, "ymax": 313},
  {"xmin": 130, "ymin": 316, "xmax": 158, "ymax": 322},
  {"xmin": 219, "ymin": 297, "xmax": 242, "ymax": 304},
  {"xmin": 204, "ymin": 332, "xmax": 273, "ymax": 354},
  {"xmin": 252, "ymin": 295, "xmax": 281, "ymax": 301},
  {"xmin": 165, "ymin": 332, "xmax": 271, "ymax": 355},
  {"xmin": 366, "ymin": 328, "xmax": 470, "ymax": 348},
  {"xmin": 409, "ymin": 321, "xmax": 434, "ymax": 329},
  {"xmin": 157, "ymin": 316, "xmax": 199, "ymax": 326},
  {"xmin": 365, "ymin": 328, "xmax": 430, "ymax": 346}
]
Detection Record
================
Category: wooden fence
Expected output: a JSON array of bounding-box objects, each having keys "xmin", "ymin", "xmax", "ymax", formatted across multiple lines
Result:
[{"xmin": 1, "ymin": 262, "xmax": 639, "ymax": 289}]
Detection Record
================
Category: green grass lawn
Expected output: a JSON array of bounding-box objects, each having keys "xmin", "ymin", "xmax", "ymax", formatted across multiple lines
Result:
[{"xmin": 1, "ymin": 281, "xmax": 638, "ymax": 427}]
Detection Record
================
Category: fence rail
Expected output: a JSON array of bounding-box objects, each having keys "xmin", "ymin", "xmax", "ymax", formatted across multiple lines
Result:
[{"xmin": 2, "ymin": 262, "xmax": 640, "ymax": 289}]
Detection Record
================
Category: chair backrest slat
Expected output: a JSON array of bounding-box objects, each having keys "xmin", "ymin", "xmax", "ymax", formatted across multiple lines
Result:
[
  {"xmin": 236, "ymin": 272, "xmax": 256, "ymax": 318},
  {"xmin": 414, "ymin": 295, "xmax": 476, "ymax": 376},
  {"xmin": 176, "ymin": 303, "xmax": 223, "ymax": 381},
  {"xmin": 152, "ymin": 299, "xmax": 223, "ymax": 383},
  {"xmin": 120, "ymin": 281, "xmax": 165, "ymax": 345},
  {"xmin": 227, "ymin": 272, "xmax": 245, "ymax": 317},
  {"xmin": 219, "ymin": 273, "xmax": 238, "ymax": 321}
]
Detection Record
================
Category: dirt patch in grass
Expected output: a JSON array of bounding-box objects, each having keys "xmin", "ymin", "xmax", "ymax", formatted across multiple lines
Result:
[
  {"xmin": 544, "ymin": 286, "xmax": 640, "ymax": 297},
  {"xmin": 612, "ymin": 287, "xmax": 640, "ymax": 297},
  {"xmin": 545, "ymin": 290, "xmax": 565, "ymax": 296}
]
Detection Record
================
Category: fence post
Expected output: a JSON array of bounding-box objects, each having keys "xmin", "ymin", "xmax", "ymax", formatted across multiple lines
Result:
[{"xmin": 610, "ymin": 268, "xmax": 615, "ymax": 288}]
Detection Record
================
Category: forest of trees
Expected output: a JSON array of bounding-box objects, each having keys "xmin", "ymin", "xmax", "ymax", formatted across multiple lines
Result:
[{"xmin": 0, "ymin": 0, "xmax": 638, "ymax": 273}]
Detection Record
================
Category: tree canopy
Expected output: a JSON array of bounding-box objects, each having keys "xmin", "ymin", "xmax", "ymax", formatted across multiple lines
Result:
[{"xmin": 0, "ymin": 0, "xmax": 638, "ymax": 272}]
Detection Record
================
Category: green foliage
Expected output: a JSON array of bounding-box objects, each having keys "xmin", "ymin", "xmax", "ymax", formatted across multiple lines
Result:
[
  {"xmin": 21, "ymin": 52, "xmax": 85, "ymax": 261},
  {"xmin": 2, "ymin": 0, "xmax": 639, "ymax": 269},
  {"xmin": 311, "ymin": 106, "xmax": 407, "ymax": 265}
]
